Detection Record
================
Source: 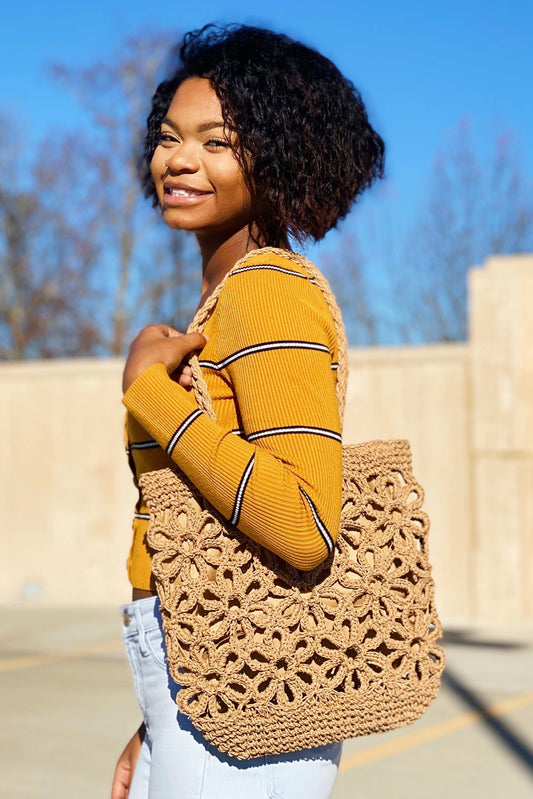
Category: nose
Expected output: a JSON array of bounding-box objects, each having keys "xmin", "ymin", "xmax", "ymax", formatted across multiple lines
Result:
[{"xmin": 164, "ymin": 142, "xmax": 200, "ymax": 173}]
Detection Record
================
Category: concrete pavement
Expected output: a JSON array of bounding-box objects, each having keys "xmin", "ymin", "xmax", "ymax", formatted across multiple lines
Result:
[{"xmin": 1, "ymin": 606, "xmax": 532, "ymax": 798}]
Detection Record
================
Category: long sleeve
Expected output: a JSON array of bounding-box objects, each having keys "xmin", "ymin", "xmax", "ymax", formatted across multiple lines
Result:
[{"xmin": 123, "ymin": 254, "xmax": 342, "ymax": 571}]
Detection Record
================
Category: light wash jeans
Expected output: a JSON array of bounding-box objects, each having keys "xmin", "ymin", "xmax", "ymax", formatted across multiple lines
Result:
[{"xmin": 121, "ymin": 596, "xmax": 342, "ymax": 799}]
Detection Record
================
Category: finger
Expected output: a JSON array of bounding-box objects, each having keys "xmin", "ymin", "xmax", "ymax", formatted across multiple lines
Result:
[
  {"xmin": 172, "ymin": 363, "xmax": 193, "ymax": 387},
  {"xmin": 152, "ymin": 324, "xmax": 182, "ymax": 339},
  {"xmin": 111, "ymin": 764, "xmax": 130, "ymax": 799},
  {"xmin": 135, "ymin": 324, "xmax": 180, "ymax": 342},
  {"xmin": 178, "ymin": 372, "xmax": 193, "ymax": 387},
  {"xmin": 143, "ymin": 324, "xmax": 170, "ymax": 337},
  {"xmin": 166, "ymin": 332, "xmax": 207, "ymax": 354},
  {"xmin": 162, "ymin": 333, "xmax": 207, "ymax": 376},
  {"xmin": 166, "ymin": 327, "xmax": 182, "ymax": 338},
  {"xmin": 181, "ymin": 332, "xmax": 208, "ymax": 351}
]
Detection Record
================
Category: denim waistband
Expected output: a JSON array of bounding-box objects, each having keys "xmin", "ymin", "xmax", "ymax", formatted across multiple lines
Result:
[{"xmin": 121, "ymin": 594, "xmax": 161, "ymax": 639}]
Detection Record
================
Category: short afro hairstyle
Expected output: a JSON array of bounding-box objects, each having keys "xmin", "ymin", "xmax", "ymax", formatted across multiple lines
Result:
[{"xmin": 141, "ymin": 24, "xmax": 385, "ymax": 247}]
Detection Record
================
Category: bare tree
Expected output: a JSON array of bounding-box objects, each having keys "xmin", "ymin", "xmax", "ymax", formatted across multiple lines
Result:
[
  {"xmin": 397, "ymin": 119, "xmax": 533, "ymax": 342},
  {"xmin": 51, "ymin": 31, "xmax": 199, "ymax": 354},
  {"xmin": 5, "ymin": 42, "xmax": 531, "ymax": 358},
  {"xmin": 318, "ymin": 187, "xmax": 406, "ymax": 346},
  {"xmin": 326, "ymin": 120, "xmax": 533, "ymax": 346},
  {"xmin": 0, "ymin": 120, "xmax": 101, "ymax": 359},
  {"xmin": 322, "ymin": 234, "xmax": 380, "ymax": 346},
  {"xmin": 0, "ymin": 33, "xmax": 200, "ymax": 361}
]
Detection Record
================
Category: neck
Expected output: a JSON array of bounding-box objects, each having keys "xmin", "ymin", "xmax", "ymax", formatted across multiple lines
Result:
[{"xmin": 197, "ymin": 227, "xmax": 261, "ymax": 305}]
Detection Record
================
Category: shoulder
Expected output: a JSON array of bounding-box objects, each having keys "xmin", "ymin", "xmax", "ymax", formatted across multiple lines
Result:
[
  {"xmin": 221, "ymin": 248, "xmax": 326, "ymax": 315},
  {"xmin": 216, "ymin": 248, "xmax": 338, "ymax": 356},
  {"xmin": 228, "ymin": 249, "xmax": 313, "ymax": 284}
]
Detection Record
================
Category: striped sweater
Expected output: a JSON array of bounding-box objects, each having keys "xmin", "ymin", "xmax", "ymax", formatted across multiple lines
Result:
[{"xmin": 123, "ymin": 250, "xmax": 343, "ymax": 590}]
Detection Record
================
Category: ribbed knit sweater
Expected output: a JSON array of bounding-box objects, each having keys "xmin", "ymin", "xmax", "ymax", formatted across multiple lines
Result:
[{"xmin": 123, "ymin": 250, "xmax": 343, "ymax": 590}]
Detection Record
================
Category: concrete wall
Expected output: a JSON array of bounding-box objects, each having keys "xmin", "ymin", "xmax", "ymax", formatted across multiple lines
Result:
[
  {"xmin": 0, "ymin": 360, "xmax": 135, "ymax": 606},
  {"xmin": 1, "ymin": 254, "xmax": 531, "ymax": 625},
  {"xmin": 344, "ymin": 344, "xmax": 472, "ymax": 625},
  {"xmin": 469, "ymin": 255, "xmax": 533, "ymax": 623}
]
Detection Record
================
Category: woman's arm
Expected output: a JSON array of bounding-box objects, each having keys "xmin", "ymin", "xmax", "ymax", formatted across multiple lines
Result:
[
  {"xmin": 111, "ymin": 723, "xmax": 145, "ymax": 799},
  {"xmin": 122, "ymin": 326, "xmax": 207, "ymax": 394},
  {"xmin": 123, "ymin": 258, "xmax": 342, "ymax": 570}
]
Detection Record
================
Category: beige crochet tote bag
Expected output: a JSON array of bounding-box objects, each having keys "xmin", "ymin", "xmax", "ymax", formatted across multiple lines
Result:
[{"xmin": 139, "ymin": 248, "xmax": 445, "ymax": 760}]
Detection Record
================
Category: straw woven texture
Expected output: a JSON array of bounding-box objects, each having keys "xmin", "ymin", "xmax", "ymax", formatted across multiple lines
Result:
[{"xmin": 139, "ymin": 248, "xmax": 445, "ymax": 759}]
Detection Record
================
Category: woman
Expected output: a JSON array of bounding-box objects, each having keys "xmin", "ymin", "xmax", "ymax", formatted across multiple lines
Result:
[{"xmin": 113, "ymin": 23, "xmax": 384, "ymax": 799}]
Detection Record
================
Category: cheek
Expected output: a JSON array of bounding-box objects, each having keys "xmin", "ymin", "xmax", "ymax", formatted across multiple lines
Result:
[
  {"xmin": 238, "ymin": 180, "xmax": 254, "ymax": 218},
  {"xmin": 220, "ymin": 167, "xmax": 252, "ymax": 210},
  {"xmin": 217, "ymin": 152, "xmax": 250, "ymax": 197},
  {"xmin": 150, "ymin": 151, "xmax": 163, "ymax": 194}
]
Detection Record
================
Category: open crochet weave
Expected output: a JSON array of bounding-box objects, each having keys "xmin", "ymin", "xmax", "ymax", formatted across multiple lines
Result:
[{"xmin": 139, "ymin": 248, "xmax": 445, "ymax": 759}]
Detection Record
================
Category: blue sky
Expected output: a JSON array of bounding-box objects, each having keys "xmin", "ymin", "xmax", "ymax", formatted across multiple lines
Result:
[{"xmin": 1, "ymin": 0, "xmax": 532, "ymax": 264}]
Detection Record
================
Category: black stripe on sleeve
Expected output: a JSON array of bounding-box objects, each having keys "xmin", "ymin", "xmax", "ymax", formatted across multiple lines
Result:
[
  {"xmin": 230, "ymin": 454, "xmax": 255, "ymax": 526},
  {"xmin": 166, "ymin": 409, "xmax": 203, "ymax": 456},
  {"xmin": 198, "ymin": 340, "xmax": 330, "ymax": 371},
  {"xmin": 230, "ymin": 263, "xmax": 310, "ymax": 280},
  {"xmin": 228, "ymin": 263, "xmax": 318, "ymax": 286},
  {"xmin": 247, "ymin": 426, "xmax": 342, "ymax": 443},
  {"xmin": 130, "ymin": 439, "xmax": 159, "ymax": 450},
  {"xmin": 299, "ymin": 487, "xmax": 335, "ymax": 555}
]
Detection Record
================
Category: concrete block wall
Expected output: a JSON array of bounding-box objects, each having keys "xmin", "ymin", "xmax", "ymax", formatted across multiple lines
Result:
[
  {"xmin": 344, "ymin": 344, "xmax": 472, "ymax": 625},
  {"xmin": 469, "ymin": 255, "xmax": 533, "ymax": 622},
  {"xmin": 1, "ymin": 254, "xmax": 531, "ymax": 625},
  {"xmin": 0, "ymin": 360, "xmax": 135, "ymax": 606}
]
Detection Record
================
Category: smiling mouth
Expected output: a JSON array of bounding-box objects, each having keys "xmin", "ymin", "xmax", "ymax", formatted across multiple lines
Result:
[{"xmin": 164, "ymin": 186, "xmax": 210, "ymax": 198}]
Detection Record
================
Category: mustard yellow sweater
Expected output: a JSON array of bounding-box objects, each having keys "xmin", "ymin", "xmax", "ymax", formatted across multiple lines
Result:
[{"xmin": 123, "ymin": 250, "xmax": 342, "ymax": 590}]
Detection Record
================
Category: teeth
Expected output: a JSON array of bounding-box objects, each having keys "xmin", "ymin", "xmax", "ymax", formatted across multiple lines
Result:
[{"xmin": 168, "ymin": 188, "xmax": 207, "ymax": 197}]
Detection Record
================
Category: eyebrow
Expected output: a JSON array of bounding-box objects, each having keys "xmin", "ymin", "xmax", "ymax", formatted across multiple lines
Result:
[{"xmin": 161, "ymin": 117, "xmax": 225, "ymax": 134}]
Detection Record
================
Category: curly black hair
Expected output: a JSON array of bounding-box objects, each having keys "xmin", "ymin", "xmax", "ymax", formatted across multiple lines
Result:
[{"xmin": 141, "ymin": 24, "xmax": 385, "ymax": 247}]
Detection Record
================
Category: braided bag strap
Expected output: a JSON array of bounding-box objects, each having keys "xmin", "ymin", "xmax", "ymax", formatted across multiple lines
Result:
[
  {"xmin": 185, "ymin": 247, "xmax": 348, "ymax": 421},
  {"xmin": 139, "ymin": 248, "xmax": 445, "ymax": 758}
]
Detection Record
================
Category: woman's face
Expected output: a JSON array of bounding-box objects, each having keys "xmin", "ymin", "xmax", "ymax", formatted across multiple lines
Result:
[{"xmin": 151, "ymin": 77, "xmax": 254, "ymax": 241}]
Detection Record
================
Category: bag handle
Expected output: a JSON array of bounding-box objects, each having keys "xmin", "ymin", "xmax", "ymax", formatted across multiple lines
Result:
[{"xmin": 186, "ymin": 247, "xmax": 348, "ymax": 424}]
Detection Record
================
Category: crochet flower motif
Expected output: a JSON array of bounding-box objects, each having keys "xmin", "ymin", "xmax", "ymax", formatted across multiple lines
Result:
[{"xmin": 140, "ymin": 440, "xmax": 444, "ymax": 750}]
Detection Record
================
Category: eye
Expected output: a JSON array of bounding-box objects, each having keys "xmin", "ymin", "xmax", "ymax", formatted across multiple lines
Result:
[
  {"xmin": 158, "ymin": 131, "xmax": 179, "ymax": 144},
  {"xmin": 204, "ymin": 138, "xmax": 230, "ymax": 151}
]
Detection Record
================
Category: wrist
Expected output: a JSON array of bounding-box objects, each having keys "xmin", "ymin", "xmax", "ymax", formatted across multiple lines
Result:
[{"xmin": 123, "ymin": 359, "xmax": 165, "ymax": 394}]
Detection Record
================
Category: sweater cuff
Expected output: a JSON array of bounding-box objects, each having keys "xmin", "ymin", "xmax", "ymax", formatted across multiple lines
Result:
[{"xmin": 122, "ymin": 363, "xmax": 199, "ymax": 445}]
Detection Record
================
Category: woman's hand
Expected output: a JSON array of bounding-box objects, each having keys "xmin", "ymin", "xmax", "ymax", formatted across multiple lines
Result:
[
  {"xmin": 111, "ymin": 723, "xmax": 145, "ymax": 799},
  {"xmin": 174, "ymin": 363, "xmax": 194, "ymax": 388},
  {"xmin": 123, "ymin": 325, "xmax": 207, "ymax": 393}
]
